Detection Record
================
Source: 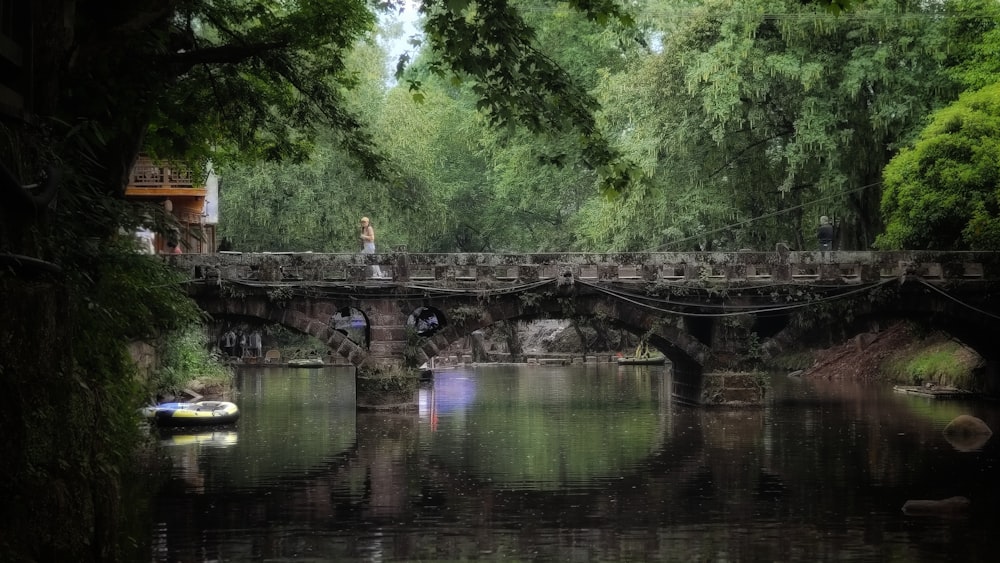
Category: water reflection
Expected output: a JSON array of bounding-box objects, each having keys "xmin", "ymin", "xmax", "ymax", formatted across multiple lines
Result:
[
  {"xmin": 422, "ymin": 367, "xmax": 667, "ymax": 489},
  {"xmin": 158, "ymin": 429, "xmax": 239, "ymax": 448},
  {"xmin": 147, "ymin": 364, "xmax": 1000, "ymax": 562}
]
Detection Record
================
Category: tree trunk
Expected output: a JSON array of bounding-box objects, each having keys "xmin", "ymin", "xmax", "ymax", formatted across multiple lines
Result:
[
  {"xmin": 572, "ymin": 320, "xmax": 588, "ymax": 362},
  {"xmin": 501, "ymin": 321, "xmax": 523, "ymax": 363},
  {"xmin": 587, "ymin": 317, "xmax": 614, "ymax": 350}
]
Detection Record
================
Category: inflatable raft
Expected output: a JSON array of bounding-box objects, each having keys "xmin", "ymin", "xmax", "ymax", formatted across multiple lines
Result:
[
  {"xmin": 142, "ymin": 401, "xmax": 240, "ymax": 427},
  {"xmin": 287, "ymin": 358, "xmax": 326, "ymax": 368},
  {"xmin": 617, "ymin": 341, "xmax": 666, "ymax": 365},
  {"xmin": 617, "ymin": 354, "xmax": 666, "ymax": 365}
]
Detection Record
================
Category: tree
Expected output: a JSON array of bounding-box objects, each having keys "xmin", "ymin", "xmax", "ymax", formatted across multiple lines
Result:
[
  {"xmin": 368, "ymin": 0, "xmax": 645, "ymax": 252},
  {"xmin": 876, "ymin": 0, "xmax": 1000, "ymax": 250},
  {"xmin": 584, "ymin": 0, "xmax": 961, "ymax": 251},
  {"xmin": 941, "ymin": 0, "xmax": 1000, "ymax": 90},
  {"xmin": 418, "ymin": 0, "xmax": 642, "ymax": 197},
  {"xmin": 0, "ymin": 1, "xmax": 644, "ymax": 560},
  {"xmin": 877, "ymin": 83, "xmax": 1000, "ymax": 250}
]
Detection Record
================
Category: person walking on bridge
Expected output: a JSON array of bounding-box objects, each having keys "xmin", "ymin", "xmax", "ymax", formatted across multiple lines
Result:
[
  {"xmin": 818, "ymin": 216, "xmax": 834, "ymax": 251},
  {"xmin": 360, "ymin": 216, "xmax": 384, "ymax": 278}
]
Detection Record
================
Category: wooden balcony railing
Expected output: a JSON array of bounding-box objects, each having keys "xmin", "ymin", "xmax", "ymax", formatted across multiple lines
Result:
[{"xmin": 128, "ymin": 155, "xmax": 194, "ymax": 188}]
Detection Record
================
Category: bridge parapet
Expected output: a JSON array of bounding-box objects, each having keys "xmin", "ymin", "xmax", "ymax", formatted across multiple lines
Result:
[{"xmin": 168, "ymin": 250, "xmax": 1000, "ymax": 287}]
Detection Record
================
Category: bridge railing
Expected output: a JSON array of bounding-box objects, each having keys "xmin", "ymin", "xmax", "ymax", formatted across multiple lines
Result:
[{"xmin": 167, "ymin": 250, "xmax": 998, "ymax": 286}]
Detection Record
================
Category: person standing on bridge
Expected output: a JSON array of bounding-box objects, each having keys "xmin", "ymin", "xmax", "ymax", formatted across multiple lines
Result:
[
  {"xmin": 818, "ymin": 216, "xmax": 834, "ymax": 251},
  {"xmin": 360, "ymin": 216, "xmax": 384, "ymax": 278}
]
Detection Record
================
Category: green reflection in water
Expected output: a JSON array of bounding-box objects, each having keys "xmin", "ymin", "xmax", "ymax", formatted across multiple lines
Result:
[
  {"xmin": 158, "ymin": 366, "xmax": 357, "ymax": 489},
  {"xmin": 426, "ymin": 365, "xmax": 668, "ymax": 489}
]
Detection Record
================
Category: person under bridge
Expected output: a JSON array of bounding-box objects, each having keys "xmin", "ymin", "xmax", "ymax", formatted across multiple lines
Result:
[{"xmin": 634, "ymin": 340, "xmax": 651, "ymax": 359}]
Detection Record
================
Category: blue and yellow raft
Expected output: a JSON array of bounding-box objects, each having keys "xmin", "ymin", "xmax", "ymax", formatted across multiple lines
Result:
[{"xmin": 142, "ymin": 400, "xmax": 240, "ymax": 427}]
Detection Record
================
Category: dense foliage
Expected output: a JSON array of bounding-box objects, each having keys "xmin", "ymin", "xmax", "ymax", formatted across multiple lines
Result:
[
  {"xmin": 219, "ymin": 0, "xmax": 999, "ymax": 254},
  {"xmin": 590, "ymin": 0, "xmax": 961, "ymax": 251},
  {"xmin": 153, "ymin": 326, "xmax": 234, "ymax": 396},
  {"xmin": 878, "ymin": 83, "xmax": 1000, "ymax": 249},
  {"xmin": 877, "ymin": 0, "xmax": 1000, "ymax": 249},
  {"xmin": 2, "ymin": 0, "xmax": 999, "ymax": 560},
  {"xmin": 0, "ymin": 1, "xmax": 647, "ymax": 560}
]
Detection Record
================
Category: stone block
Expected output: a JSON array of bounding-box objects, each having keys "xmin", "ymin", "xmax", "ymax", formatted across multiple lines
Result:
[
  {"xmin": 518, "ymin": 265, "xmax": 539, "ymax": 282},
  {"xmin": 597, "ymin": 264, "xmax": 619, "ymax": 280}
]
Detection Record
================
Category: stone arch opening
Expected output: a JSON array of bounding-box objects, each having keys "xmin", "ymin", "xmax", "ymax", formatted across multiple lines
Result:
[
  {"xmin": 329, "ymin": 307, "xmax": 370, "ymax": 349},
  {"xmin": 208, "ymin": 318, "xmax": 268, "ymax": 361},
  {"xmin": 414, "ymin": 295, "xmax": 712, "ymax": 372},
  {"xmin": 407, "ymin": 306, "xmax": 447, "ymax": 337},
  {"xmin": 751, "ymin": 312, "xmax": 791, "ymax": 340},
  {"xmin": 192, "ymin": 297, "xmax": 370, "ymax": 367}
]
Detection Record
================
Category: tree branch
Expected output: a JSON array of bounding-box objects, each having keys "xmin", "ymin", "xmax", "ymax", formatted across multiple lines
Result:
[
  {"xmin": 159, "ymin": 42, "xmax": 288, "ymax": 68},
  {"xmin": 709, "ymin": 129, "xmax": 793, "ymax": 179}
]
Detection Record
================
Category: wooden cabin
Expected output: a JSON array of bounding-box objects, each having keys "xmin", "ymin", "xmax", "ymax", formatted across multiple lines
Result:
[{"xmin": 124, "ymin": 155, "xmax": 218, "ymax": 254}]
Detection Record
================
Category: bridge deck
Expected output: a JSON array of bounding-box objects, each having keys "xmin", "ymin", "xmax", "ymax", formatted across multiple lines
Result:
[{"xmin": 171, "ymin": 250, "xmax": 999, "ymax": 287}]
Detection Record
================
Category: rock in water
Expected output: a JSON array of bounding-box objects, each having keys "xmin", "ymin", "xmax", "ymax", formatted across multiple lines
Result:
[
  {"xmin": 944, "ymin": 414, "xmax": 992, "ymax": 436},
  {"xmin": 902, "ymin": 496, "xmax": 970, "ymax": 516},
  {"xmin": 943, "ymin": 415, "xmax": 993, "ymax": 452}
]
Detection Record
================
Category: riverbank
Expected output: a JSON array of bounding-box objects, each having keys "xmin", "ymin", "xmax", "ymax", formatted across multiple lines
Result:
[{"xmin": 773, "ymin": 321, "xmax": 983, "ymax": 389}]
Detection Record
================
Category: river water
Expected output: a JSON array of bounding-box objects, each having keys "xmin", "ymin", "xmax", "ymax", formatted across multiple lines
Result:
[{"xmin": 145, "ymin": 364, "xmax": 1000, "ymax": 562}]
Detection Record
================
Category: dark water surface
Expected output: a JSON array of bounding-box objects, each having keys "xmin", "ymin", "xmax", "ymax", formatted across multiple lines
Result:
[{"xmin": 147, "ymin": 365, "xmax": 1000, "ymax": 562}]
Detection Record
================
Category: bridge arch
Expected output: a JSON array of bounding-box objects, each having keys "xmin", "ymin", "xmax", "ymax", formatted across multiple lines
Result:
[
  {"xmin": 193, "ymin": 287, "xmax": 715, "ymax": 377},
  {"xmin": 330, "ymin": 306, "xmax": 371, "ymax": 348},
  {"xmin": 759, "ymin": 277, "xmax": 1000, "ymax": 392},
  {"xmin": 413, "ymin": 291, "xmax": 714, "ymax": 376},
  {"xmin": 407, "ymin": 306, "xmax": 447, "ymax": 337},
  {"xmin": 195, "ymin": 295, "xmax": 371, "ymax": 366}
]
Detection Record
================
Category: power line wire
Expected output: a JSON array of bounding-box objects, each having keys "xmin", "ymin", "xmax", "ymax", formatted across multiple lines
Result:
[
  {"xmin": 515, "ymin": 5, "xmax": 1000, "ymax": 21},
  {"xmin": 917, "ymin": 278, "xmax": 1000, "ymax": 321},
  {"xmin": 648, "ymin": 181, "xmax": 882, "ymax": 252},
  {"xmin": 579, "ymin": 277, "xmax": 896, "ymax": 318}
]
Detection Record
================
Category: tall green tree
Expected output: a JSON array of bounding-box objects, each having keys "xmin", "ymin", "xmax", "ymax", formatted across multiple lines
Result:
[
  {"xmin": 372, "ymin": 82, "xmax": 491, "ymax": 252},
  {"xmin": 418, "ymin": 0, "xmax": 642, "ymax": 197},
  {"xmin": 941, "ymin": 0, "xmax": 1000, "ymax": 90},
  {"xmin": 385, "ymin": 0, "xmax": 642, "ymax": 252},
  {"xmin": 586, "ymin": 0, "xmax": 960, "ymax": 251}
]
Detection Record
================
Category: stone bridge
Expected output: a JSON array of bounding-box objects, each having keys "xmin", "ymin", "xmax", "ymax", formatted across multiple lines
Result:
[{"xmin": 169, "ymin": 250, "xmax": 1000, "ymax": 407}]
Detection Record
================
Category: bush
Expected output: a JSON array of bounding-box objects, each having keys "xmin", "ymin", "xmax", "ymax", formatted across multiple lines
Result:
[{"xmin": 152, "ymin": 325, "xmax": 233, "ymax": 396}]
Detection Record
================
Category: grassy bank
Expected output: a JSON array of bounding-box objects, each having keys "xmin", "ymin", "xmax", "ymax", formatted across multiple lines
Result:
[
  {"xmin": 768, "ymin": 322, "xmax": 983, "ymax": 389},
  {"xmin": 880, "ymin": 334, "xmax": 983, "ymax": 389}
]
